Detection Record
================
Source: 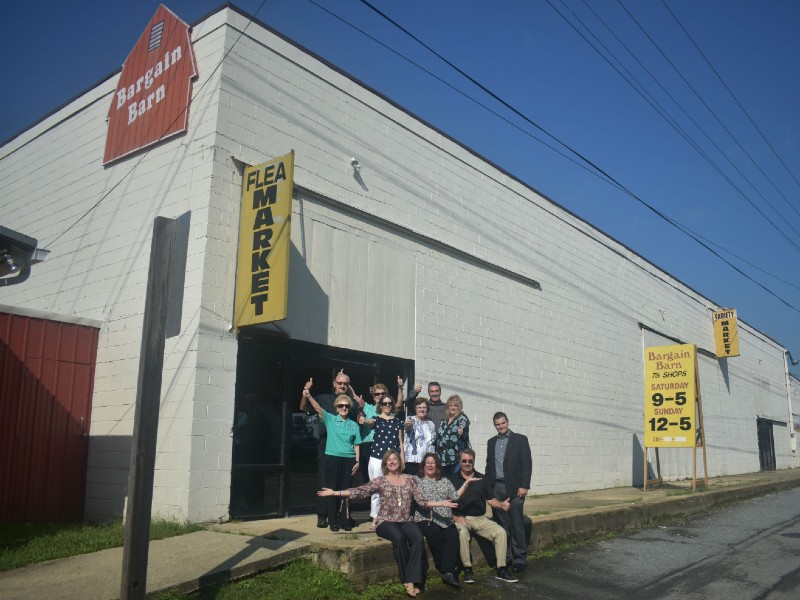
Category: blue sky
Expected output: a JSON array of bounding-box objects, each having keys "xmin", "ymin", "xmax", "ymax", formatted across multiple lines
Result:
[{"xmin": 3, "ymin": 1, "xmax": 799, "ymax": 376}]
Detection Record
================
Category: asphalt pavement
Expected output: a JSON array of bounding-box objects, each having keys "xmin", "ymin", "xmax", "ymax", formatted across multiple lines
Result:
[{"xmin": 1, "ymin": 469, "xmax": 799, "ymax": 599}]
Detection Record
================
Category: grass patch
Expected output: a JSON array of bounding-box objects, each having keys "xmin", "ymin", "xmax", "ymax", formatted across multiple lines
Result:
[
  {"xmin": 152, "ymin": 559, "xmax": 402, "ymax": 600},
  {"xmin": 0, "ymin": 519, "xmax": 203, "ymax": 571}
]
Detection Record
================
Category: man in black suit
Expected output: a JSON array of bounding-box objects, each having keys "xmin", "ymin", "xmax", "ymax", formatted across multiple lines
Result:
[{"xmin": 485, "ymin": 412, "xmax": 532, "ymax": 573}]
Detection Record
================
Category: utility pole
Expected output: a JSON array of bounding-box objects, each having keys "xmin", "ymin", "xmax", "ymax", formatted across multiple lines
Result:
[{"xmin": 120, "ymin": 215, "xmax": 186, "ymax": 600}]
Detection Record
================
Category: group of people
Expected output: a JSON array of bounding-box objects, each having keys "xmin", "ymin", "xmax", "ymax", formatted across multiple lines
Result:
[{"xmin": 301, "ymin": 372, "xmax": 532, "ymax": 596}]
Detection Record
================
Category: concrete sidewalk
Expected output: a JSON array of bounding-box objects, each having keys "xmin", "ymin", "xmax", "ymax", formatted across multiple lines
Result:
[{"xmin": 2, "ymin": 469, "xmax": 799, "ymax": 599}]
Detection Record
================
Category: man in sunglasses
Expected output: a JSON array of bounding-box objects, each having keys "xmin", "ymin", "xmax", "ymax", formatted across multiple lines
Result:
[
  {"xmin": 301, "ymin": 370, "xmax": 359, "ymax": 528},
  {"xmin": 448, "ymin": 449, "xmax": 518, "ymax": 584}
]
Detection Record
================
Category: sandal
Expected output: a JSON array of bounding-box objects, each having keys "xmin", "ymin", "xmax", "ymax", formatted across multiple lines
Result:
[{"xmin": 404, "ymin": 584, "xmax": 418, "ymax": 597}]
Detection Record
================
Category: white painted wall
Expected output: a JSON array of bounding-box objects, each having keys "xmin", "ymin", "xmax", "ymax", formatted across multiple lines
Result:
[
  {"xmin": 213, "ymin": 8, "xmax": 795, "ymax": 496},
  {"xmin": 1, "ymin": 6, "xmax": 795, "ymax": 523}
]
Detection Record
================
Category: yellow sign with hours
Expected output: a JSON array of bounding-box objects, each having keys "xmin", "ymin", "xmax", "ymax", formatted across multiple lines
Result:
[{"xmin": 643, "ymin": 344, "xmax": 696, "ymax": 448}]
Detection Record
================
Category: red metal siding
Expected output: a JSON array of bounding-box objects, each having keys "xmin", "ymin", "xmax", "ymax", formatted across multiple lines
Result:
[{"xmin": 0, "ymin": 313, "xmax": 99, "ymax": 521}]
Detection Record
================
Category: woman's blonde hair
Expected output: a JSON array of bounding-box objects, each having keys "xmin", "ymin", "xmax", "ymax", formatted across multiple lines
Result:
[
  {"xmin": 335, "ymin": 394, "xmax": 352, "ymax": 409},
  {"xmin": 446, "ymin": 394, "xmax": 463, "ymax": 414}
]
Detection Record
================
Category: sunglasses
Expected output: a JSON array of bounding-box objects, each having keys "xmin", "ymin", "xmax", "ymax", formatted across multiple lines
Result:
[
  {"xmin": 380, "ymin": 401, "xmax": 393, "ymax": 407},
  {"xmin": 460, "ymin": 459, "xmax": 474, "ymax": 464},
  {"xmin": 336, "ymin": 404, "xmax": 350, "ymax": 409},
  {"xmin": 373, "ymin": 391, "xmax": 386, "ymax": 396}
]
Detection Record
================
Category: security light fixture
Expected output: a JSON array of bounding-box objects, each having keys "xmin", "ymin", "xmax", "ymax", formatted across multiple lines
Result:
[{"xmin": 2, "ymin": 250, "xmax": 19, "ymax": 273}]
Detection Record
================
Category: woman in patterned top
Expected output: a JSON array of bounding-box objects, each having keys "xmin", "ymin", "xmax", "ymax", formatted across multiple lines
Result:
[
  {"xmin": 360, "ymin": 383, "xmax": 404, "ymax": 520},
  {"xmin": 319, "ymin": 449, "xmax": 457, "ymax": 598},
  {"xmin": 414, "ymin": 452, "xmax": 479, "ymax": 588},
  {"xmin": 403, "ymin": 397, "xmax": 436, "ymax": 476},
  {"xmin": 436, "ymin": 394, "xmax": 470, "ymax": 476}
]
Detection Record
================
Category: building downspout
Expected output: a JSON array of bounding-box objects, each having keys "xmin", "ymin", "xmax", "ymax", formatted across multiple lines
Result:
[{"xmin": 784, "ymin": 351, "xmax": 797, "ymax": 459}]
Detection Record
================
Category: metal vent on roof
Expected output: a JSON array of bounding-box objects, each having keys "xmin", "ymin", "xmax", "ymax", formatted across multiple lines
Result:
[{"xmin": 148, "ymin": 21, "xmax": 165, "ymax": 52}]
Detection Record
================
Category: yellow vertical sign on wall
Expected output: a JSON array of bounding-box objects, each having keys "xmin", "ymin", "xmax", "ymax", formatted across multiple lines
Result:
[
  {"xmin": 643, "ymin": 344, "xmax": 696, "ymax": 448},
  {"xmin": 712, "ymin": 308, "xmax": 740, "ymax": 358},
  {"xmin": 234, "ymin": 151, "xmax": 294, "ymax": 328}
]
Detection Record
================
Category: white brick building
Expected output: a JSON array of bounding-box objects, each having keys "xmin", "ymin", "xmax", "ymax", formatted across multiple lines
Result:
[{"xmin": 1, "ymin": 5, "xmax": 797, "ymax": 523}]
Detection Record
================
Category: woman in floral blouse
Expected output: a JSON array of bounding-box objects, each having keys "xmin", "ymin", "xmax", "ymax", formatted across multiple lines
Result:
[
  {"xmin": 319, "ymin": 449, "xmax": 457, "ymax": 598},
  {"xmin": 414, "ymin": 452, "xmax": 479, "ymax": 588},
  {"xmin": 436, "ymin": 394, "xmax": 470, "ymax": 476},
  {"xmin": 403, "ymin": 397, "xmax": 436, "ymax": 476}
]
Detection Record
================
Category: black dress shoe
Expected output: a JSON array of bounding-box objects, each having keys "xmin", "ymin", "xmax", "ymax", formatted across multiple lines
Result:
[
  {"xmin": 329, "ymin": 524, "xmax": 340, "ymax": 532},
  {"xmin": 316, "ymin": 516, "xmax": 328, "ymax": 528},
  {"xmin": 512, "ymin": 563, "xmax": 527, "ymax": 573},
  {"xmin": 441, "ymin": 572, "xmax": 461, "ymax": 588}
]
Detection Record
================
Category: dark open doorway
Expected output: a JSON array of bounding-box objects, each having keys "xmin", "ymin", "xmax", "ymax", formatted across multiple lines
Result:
[
  {"xmin": 756, "ymin": 418, "xmax": 776, "ymax": 471},
  {"xmin": 231, "ymin": 331, "xmax": 413, "ymax": 519}
]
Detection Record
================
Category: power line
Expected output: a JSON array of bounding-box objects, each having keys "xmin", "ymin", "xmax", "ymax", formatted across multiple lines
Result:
[
  {"xmin": 303, "ymin": 0, "xmax": 620, "ymax": 191},
  {"xmin": 355, "ymin": 0, "xmax": 800, "ymax": 313},
  {"xmin": 660, "ymin": 0, "xmax": 800, "ymax": 219},
  {"xmin": 546, "ymin": 0, "xmax": 800, "ymax": 253},
  {"xmin": 573, "ymin": 0, "xmax": 800, "ymax": 242},
  {"xmin": 45, "ymin": 0, "xmax": 269, "ymax": 250},
  {"xmin": 615, "ymin": 0, "xmax": 800, "ymax": 236}
]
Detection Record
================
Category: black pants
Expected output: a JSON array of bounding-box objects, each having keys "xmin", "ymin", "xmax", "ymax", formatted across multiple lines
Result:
[
  {"xmin": 316, "ymin": 439, "xmax": 327, "ymax": 517},
  {"xmin": 359, "ymin": 442, "xmax": 372, "ymax": 484},
  {"xmin": 492, "ymin": 481, "xmax": 527, "ymax": 568},
  {"xmin": 376, "ymin": 521, "xmax": 424, "ymax": 584},
  {"xmin": 417, "ymin": 521, "xmax": 459, "ymax": 575},
  {"xmin": 323, "ymin": 455, "xmax": 355, "ymax": 528}
]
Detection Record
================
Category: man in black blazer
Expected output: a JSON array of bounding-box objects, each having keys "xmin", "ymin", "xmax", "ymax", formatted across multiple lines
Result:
[{"xmin": 485, "ymin": 412, "xmax": 532, "ymax": 572}]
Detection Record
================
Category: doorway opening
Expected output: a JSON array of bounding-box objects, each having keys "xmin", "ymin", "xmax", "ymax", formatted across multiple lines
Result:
[
  {"xmin": 231, "ymin": 332, "xmax": 413, "ymax": 519},
  {"xmin": 756, "ymin": 418, "xmax": 776, "ymax": 471}
]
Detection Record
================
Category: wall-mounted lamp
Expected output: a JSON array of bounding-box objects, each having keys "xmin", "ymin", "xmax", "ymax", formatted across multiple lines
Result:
[{"xmin": 351, "ymin": 157, "xmax": 361, "ymax": 171}]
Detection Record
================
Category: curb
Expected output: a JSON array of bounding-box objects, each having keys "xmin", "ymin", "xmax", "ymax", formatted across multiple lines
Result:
[{"xmin": 306, "ymin": 476, "xmax": 800, "ymax": 588}]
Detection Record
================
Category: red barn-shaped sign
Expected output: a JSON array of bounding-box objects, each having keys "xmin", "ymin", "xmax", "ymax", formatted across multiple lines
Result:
[{"xmin": 103, "ymin": 5, "xmax": 197, "ymax": 165}]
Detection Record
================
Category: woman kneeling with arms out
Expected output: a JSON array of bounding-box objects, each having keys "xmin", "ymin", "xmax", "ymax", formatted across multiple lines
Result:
[{"xmin": 319, "ymin": 449, "xmax": 458, "ymax": 597}]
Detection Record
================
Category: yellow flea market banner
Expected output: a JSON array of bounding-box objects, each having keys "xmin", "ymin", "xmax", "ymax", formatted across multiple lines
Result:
[
  {"xmin": 712, "ymin": 308, "xmax": 740, "ymax": 358},
  {"xmin": 643, "ymin": 344, "xmax": 697, "ymax": 448},
  {"xmin": 234, "ymin": 151, "xmax": 294, "ymax": 328}
]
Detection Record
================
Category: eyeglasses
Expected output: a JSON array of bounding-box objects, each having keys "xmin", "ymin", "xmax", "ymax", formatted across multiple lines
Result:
[
  {"xmin": 460, "ymin": 459, "xmax": 474, "ymax": 464},
  {"xmin": 380, "ymin": 402, "xmax": 393, "ymax": 407},
  {"xmin": 336, "ymin": 404, "xmax": 350, "ymax": 409}
]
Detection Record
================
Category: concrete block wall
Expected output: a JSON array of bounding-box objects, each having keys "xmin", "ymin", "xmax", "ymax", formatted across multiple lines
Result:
[{"xmin": 212, "ymin": 8, "xmax": 794, "ymax": 495}]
